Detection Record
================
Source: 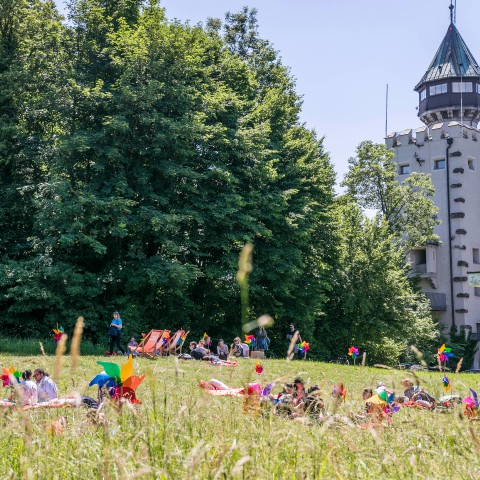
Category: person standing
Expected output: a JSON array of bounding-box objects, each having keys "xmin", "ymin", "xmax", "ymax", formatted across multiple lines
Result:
[
  {"xmin": 255, "ymin": 326, "xmax": 270, "ymax": 351},
  {"xmin": 286, "ymin": 323, "xmax": 302, "ymax": 359},
  {"xmin": 108, "ymin": 310, "xmax": 126, "ymax": 355}
]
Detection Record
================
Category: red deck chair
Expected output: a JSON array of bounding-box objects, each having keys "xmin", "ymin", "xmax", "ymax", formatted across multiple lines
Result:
[{"xmin": 130, "ymin": 330, "xmax": 163, "ymax": 358}]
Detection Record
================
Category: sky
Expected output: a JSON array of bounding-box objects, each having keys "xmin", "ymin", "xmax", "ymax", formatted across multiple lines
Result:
[{"xmin": 55, "ymin": 0, "xmax": 480, "ymax": 186}]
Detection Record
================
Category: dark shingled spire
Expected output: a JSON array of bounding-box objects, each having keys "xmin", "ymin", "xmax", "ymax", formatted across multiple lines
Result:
[{"xmin": 415, "ymin": 23, "xmax": 480, "ymax": 91}]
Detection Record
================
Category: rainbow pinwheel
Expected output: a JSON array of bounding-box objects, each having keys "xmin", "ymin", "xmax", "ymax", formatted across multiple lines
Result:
[
  {"xmin": 244, "ymin": 335, "xmax": 256, "ymax": 348},
  {"xmin": 442, "ymin": 375, "xmax": 451, "ymax": 392},
  {"xmin": 52, "ymin": 325, "xmax": 65, "ymax": 342},
  {"xmin": 348, "ymin": 346, "xmax": 359, "ymax": 359},
  {"xmin": 437, "ymin": 344, "xmax": 454, "ymax": 363},
  {"xmin": 89, "ymin": 355, "xmax": 146, "ymax": 404},
  {"xmin": 463, "ymin": 388, "xmax": 479, "ymax": 419},
  {"xmin": 255, "ymin": 362, "xmax": 263, "ymax": 374},
  {"xmin": 1, "ymin": 367, "xmax": 21, "ymax": 387},
  {"xmin": 298, "ymin": 341, "xmax": 310, "ymax": 353}
]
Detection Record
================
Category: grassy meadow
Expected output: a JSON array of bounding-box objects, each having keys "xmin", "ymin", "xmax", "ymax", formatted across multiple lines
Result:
[{"xmin": 0, "ymin": 353, "xmax": 480, "ymax": 479}]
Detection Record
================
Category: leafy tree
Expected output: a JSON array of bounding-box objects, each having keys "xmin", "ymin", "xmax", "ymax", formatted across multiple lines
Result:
[
  {"xmin": 0, "ymin": 2, "xmax": 338, "ymax": 352},
  {"xmin": 342, "ymin": 141, "xmax": 439, "ymax": 250},
  {"xmin": 322, "ymin": 196, "xmax": 438, "ymax": 365}
]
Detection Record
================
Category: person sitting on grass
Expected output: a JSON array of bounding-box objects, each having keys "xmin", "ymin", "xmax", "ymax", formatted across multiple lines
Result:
[
  {"xmin": 231, "ymin": 337, "xmax": 249, "ymax": 358},
  {"xmin": 189, "ymin": 341, "xmax": 212, "ymax": 360},
  {"xmin": 401, "ymin": 378, "xmax": 436, "ymax": 408},
  {"xmin": 20, "ymin": 370, "xmax": 38, "ymax": 406},
  {"xmin": 33, "ymin": 368, "xmax": 58, "ymax": 402},
  {"xmin": 217, "ymin": 339, "xmax": 229, "ymax": 360}
]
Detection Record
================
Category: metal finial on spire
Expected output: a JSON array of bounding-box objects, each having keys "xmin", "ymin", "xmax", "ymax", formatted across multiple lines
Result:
[{"xmin": 449, "ymin": 1, "xmax": 455, "ymax": 24}]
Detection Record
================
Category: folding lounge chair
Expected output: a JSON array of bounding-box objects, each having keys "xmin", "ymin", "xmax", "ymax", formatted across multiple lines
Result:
[
  {"xmin": 171, "ymin": 330, "xmax": 189, "ymax": 356},
  {"xmin": 161, "ymin": 329, "xmax": 187, "ymax": 356},
  {"xmin": 130, "ymin": 330, "xmax": 163, "ymax": 358},
  {"xmin": 154, "ymin": 330, "xmax": 171, "ymax": 356}
]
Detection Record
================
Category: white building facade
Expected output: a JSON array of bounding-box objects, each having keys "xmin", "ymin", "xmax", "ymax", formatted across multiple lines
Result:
[{"xmin": 387, "ymin": 17, "xmax": 480, "ymax": 367}]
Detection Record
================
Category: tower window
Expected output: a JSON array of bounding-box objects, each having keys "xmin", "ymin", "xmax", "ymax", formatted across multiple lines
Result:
[
  {"xmin": 477, "ymin": 84, "xmax": 480, "ymax": 94},
  {"xmin": 429, "ymin": 83, "xmax": 447, "ymax": 95},
  {"xmin": 453, "ymin": 82, "xmax": 473, "ymax": 93},
  {"xmin": 474, "ymin": 248, "xmax": 480, "ymax": 264},
  {"xmin": 399, "ymin": 164, "xmax": 411, "ymax": 175},
  {"xmin": 434, "ymin": 159, "xmax": 445, "ymax": 170},
  {"xmin": 420, "ymin": 89, "xmax": 426, "ymax": 101},
  {"xmin": 475, "ymin": 287, "xmax": 480, "ymax": 297},
  {"xmin": 468, "ymin": 158, "xmax": 475, "ymax": 171}
]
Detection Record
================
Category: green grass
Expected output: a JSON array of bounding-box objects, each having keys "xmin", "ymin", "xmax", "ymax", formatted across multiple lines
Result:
[{"xmin": 1, "ymin": 355, "xmax": 480, "ymax": 479}]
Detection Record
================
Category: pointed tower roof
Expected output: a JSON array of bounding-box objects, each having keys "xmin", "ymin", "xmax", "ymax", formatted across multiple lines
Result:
[{"xmin": 415, "ymin": 23, "xmax": 480, "ymax": 91}]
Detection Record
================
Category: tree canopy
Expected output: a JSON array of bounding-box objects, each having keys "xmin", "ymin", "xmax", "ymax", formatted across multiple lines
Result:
[{"xmin": 0, "ymin": 1, "xmax": 440, "ymax": 364}]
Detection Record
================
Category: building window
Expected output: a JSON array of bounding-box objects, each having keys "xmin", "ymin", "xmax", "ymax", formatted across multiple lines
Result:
[
  {"xmin": 399, "ymin": 164, "xmax": 411, "ymax": 175},
  {"xmin": 477, "ymin": 84, "xmax": 480, "ymax": 94},
  {"xmin": 468, "ymin": 158, "xmax": 475, "ymax": 171},
  {"xmin": 429, "ymin": 83, "xmax": 447, "ymax": 95},
  {"xmin": 434, "ymin": 159, "xmax": 446, "ymax": 170},
  {"xmin": 475, "ymin": 287, "xmax": 480, "ymax": 297},
  {"xmin": 452, "ymin": 82, "xmax": 473, "ymax": 93},
  {"xmin": 420, "ymin": 89, "xmax": 426, "ymax": 101},
  {"xmin": 474, "ymin": 248, "xmax": 480, "ymax": 264}
]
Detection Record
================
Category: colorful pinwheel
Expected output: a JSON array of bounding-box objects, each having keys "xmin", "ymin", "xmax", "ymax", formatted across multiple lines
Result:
[
  {"xmin": 1, "ymin": 367, "xmax": 21, "ymax": 387},
  {"xmin": 89, "ymin": 355, "xmax": 146, "ymax": 404},
  {"xmin": 244, "ymin": 335, "xmax": 256, "ymax": 348},
  {"xmin": 347, "ymin": 346, "xmax": 359, "ymax": 359},
  {"xmin": 332, "ymin": 384, "xmax": 347, "ymax": 402},
  {"xmin": 437, "ymin": 344, "xmax": 453, "ymax": 363},
  {"xmin": 255, "ymin": 362, "xmax": 263, "ymax": 374},
  {"xmin": 463, "ymin": 388, "xmax": 479, "ymax": 419},
  {"xmin": 442, "ymin": 375, "xmax": 451, "ymax": 392},
  {"xmin": 298, "ymin": 341, "xmax": 310, "ymax": 352},
  {"xmin": 52, "ymin": 325, "xmax": 65, "ymax": 342}
]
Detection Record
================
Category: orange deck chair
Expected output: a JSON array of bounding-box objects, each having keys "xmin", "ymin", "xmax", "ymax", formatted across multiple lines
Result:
[{"xmin": 130, "ymin": 330, "xmax": 164, "ymax": 358}]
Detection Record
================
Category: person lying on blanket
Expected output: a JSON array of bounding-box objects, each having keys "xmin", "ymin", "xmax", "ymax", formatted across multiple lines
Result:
[{"xmin": 401, "ymin": 378, "xmax": 436, "ymax": 409}]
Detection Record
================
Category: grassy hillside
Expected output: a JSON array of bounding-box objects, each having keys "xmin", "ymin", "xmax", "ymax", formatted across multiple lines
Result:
[{"xmin": 0, "ymin": 355, "xmax": 479, "ymax": 479}]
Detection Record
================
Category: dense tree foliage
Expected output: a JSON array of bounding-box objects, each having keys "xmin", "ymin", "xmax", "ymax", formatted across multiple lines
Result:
[
  {"xmin": 0, "ymin": 0, "xmax": 337, "ymax": 353},
  {"xmin": 321, "ymin": 197, "xmax": 438, "ymax": 365},
  {"xmin": 342, "ymin": 141, "xmax": 440, "ymax": 251},
  {"xmin": 0, "ymin": 1, "xmax": 440, "ymax": 363}
]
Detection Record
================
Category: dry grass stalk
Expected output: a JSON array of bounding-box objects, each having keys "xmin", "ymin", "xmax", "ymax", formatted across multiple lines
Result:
[
  {"xmin": 39, "ymin": 342, "xmax": 46, "ymax": 356},
  {"xmin": 54, "ymin": 333, "xmax": 68, "ymax": 381},
  {"xmin": 70, "ymin": 316, "xmax": 84, "ymax": 372},
  {"xmin": 286, "ymin": 331, "xmax": 299, "ymax": 361},
  {"xmin": 455, "ymin": 357, "xmax": 464, "ymax": 374}
]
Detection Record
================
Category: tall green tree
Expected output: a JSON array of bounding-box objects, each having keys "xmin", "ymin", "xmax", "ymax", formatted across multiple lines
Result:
[
  {"xmin": 342, "ymin": 141, "xmax": 439, "ymax": 250},
  {"xmin": 322, "ymin": 196, "xmax": 438, "ymax": 364}
]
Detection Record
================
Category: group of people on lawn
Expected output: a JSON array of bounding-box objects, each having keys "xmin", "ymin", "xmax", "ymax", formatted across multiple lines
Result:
[{"xmin": 4, "ymin": 369, "xmax": 58, "ymax": 407}]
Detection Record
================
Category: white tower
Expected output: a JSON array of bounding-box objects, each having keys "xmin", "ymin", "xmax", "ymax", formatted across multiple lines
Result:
[{"xmin": 387, "ymin": 5, "xmax": 480, "ymax": 367}]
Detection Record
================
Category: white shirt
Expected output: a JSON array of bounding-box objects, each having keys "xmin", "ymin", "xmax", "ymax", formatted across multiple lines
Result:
[
  {"xmin": 37, "ymin": 376, "xmax": 58, "ymax": 402},
  {"xmin": 21, "ymin": 380, "xmax": 38, "ymax": 406}
]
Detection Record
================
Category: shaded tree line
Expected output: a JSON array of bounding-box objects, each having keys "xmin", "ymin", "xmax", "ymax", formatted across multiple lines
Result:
[{"xmin": 0, "ymin": 0, "xmax": 441, "ymax": 363}]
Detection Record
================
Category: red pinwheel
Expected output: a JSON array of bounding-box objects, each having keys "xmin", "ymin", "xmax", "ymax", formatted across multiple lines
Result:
[
  {"xmin": 52, "ymin": 325, "xmax": 65, "ymax": 342},
  {"xmin": 255, "ymin": 362, "xmax": 263, "ymax": 374}
]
